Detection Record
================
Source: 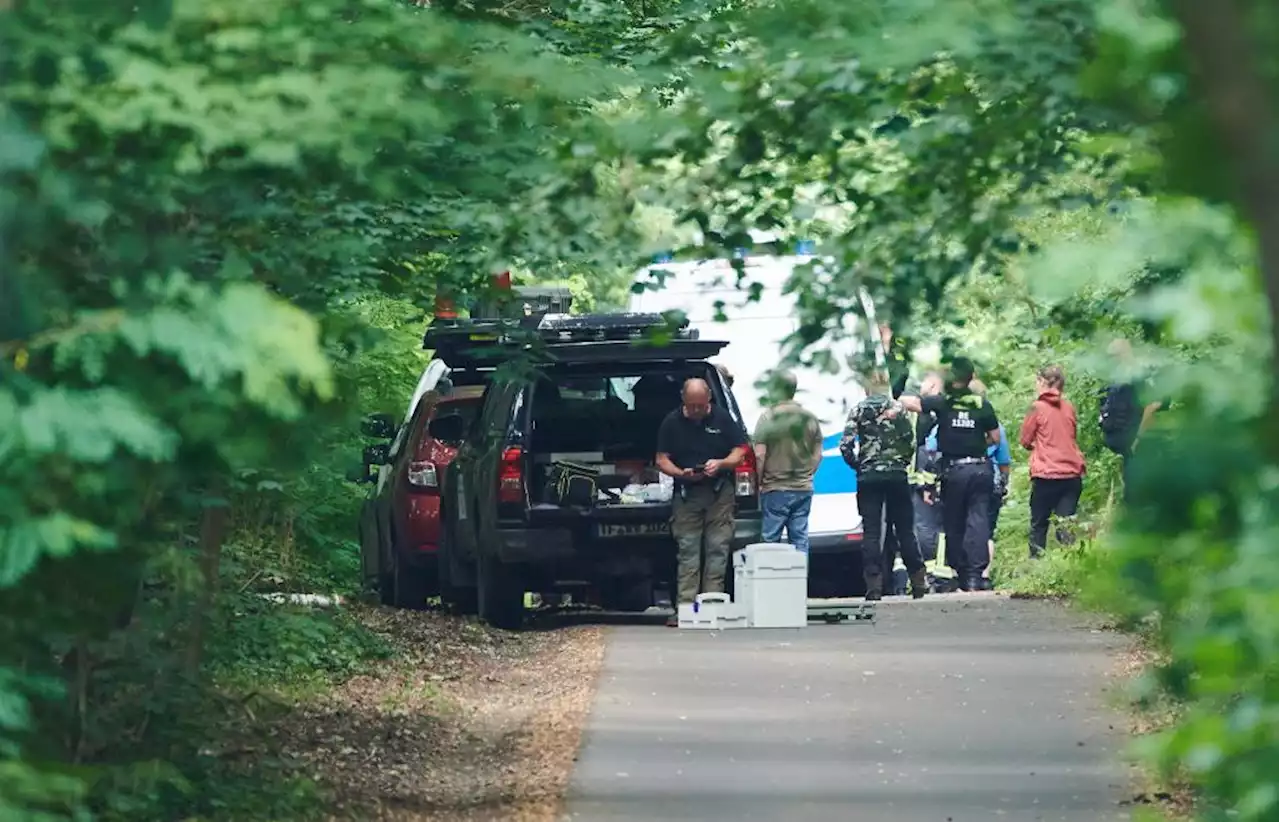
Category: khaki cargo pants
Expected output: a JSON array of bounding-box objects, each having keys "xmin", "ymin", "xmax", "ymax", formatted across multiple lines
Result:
[{"xmin": 671, "ymin": 481, "xmax": 735, "ymax": 605}]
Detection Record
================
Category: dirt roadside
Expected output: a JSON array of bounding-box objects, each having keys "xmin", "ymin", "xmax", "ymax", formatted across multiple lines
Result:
[
  {"xmin": 1110, "ymin": 639, "xmax": 1196, "ymax": 820},
  {"xmin": 273, "ymin": 606, "xmax": 606, "ymax": 822}
]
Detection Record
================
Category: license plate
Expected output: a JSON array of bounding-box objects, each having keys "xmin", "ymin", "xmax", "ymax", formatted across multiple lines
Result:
[{"xmin": 595, "ymin": 522, "xmax": 670, "ymax": 539}]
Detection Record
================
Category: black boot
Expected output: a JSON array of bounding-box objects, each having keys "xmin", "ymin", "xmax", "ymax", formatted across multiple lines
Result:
[
  {"xmin": 864, "ymin": 573, "xmax": 884, "ymax": 602},
  {"xmin": 909, "ymin": 569, "xmax": 929, "ymax": 599}
]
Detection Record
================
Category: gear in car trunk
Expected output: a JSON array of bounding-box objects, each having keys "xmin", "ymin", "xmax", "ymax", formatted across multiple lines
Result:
[{"xmin": 527, "ymin": 370, "xmax": 688, "ymax": 506}]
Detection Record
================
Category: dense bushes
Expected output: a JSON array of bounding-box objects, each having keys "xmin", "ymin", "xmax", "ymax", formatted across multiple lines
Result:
[{"xmin": 1, "ymin": 0, "xmax": 645, "ymax": 817}]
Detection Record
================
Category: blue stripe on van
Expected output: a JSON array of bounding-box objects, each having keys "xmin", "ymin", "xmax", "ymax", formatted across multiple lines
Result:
[{"xmin": 813, "ymin": 432, "xmax": 857, "ymax": 495}]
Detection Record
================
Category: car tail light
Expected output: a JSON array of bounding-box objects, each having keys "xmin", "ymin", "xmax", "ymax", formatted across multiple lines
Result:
[
  {"xmin": 735, "ymin": 448, "xmax": 758, "ymax": 497},
  {"xmin": 407, "ymin": 460, "xmax": 439, "ymax": 490},
  {"xmin": 498, "ymin": 446, "xmax": 524, "ymax": 504}
]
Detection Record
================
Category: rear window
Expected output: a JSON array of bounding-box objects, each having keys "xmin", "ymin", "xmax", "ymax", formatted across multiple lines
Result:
[
  {"xmin": 552, "ymin": 375, "xmax": 648, "ymax": 409},
  {"xmin": 436, "ymin": 397, "xmax": 482, "ymax": 426},
  {"xmin": 526, "ymin": 364, "xmax": 742, "ymax": 455},
  {"xmin": 537, "ymin": 368, "xmax": 723, "ymax": 413}
]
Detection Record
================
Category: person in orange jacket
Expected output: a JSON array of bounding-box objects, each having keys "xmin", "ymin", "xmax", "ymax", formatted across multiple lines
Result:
[{"xmin": 1018, "ymin": 365, "xmax": 1086, "ymax": 558}]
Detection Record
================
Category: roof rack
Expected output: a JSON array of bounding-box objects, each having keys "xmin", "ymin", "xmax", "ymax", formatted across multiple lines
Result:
[
  {"xmin": 423, "ymin": 311, "xmax": 699, "ymax": 362},
  {"xmin": 472, "ymin": 285, "xmax": 575, "ymax": 320}
]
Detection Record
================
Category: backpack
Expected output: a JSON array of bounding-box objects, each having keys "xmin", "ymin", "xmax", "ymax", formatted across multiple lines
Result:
[{"xmin": 1098, "ymin": 383, "xmax": 1138, "ymax": 454}]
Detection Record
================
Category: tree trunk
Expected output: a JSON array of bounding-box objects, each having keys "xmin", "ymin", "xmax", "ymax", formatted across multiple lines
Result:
[
  {"xmin": 186, "ymin": 491, "xmax": 230, "ymax": 673},
  {"xmin": 1167, "ymin": 0, "xmax": 1278, "ymax": 333}
]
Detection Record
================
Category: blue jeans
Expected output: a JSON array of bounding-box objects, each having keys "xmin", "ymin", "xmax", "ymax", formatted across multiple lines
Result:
[{"xmin": 760, "ymin": 490, "xmax": 813, "ymax": 553}]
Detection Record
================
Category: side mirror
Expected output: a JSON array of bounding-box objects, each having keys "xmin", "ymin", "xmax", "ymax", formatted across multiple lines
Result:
[
  {"xmin": 345, "ymin": 465, "xmax": 373, "ymax": 484},
  {"xmin": 427, "ymin": 413, "xmax": 467, "ymax": 444},
  {"xmin": 360, "ymin": 413, "xmax": 397, "ymax": 440},
  {"xmin": 363, "ymin": 444, "xmax": 391, "ymax": 466}
]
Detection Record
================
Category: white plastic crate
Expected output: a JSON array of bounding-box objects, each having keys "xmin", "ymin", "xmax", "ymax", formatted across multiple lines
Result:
[
  {"xmin": 734, "ymin": 543, "xmax": 808, "ymax": 629},
  {"xmin": 677, "ymin": 592, "xmax": 747, "ymax": 630}
]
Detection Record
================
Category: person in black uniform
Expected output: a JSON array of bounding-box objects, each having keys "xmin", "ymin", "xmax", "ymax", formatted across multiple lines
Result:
[{"xmin": 897, "ymin": 358, "xmax": 1001, "ymax": 591}]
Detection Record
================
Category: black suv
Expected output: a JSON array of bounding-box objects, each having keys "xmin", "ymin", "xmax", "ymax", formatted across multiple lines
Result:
[{"xmin": 431, "ymin": 312, "xmax": 762, "ymax": 628}]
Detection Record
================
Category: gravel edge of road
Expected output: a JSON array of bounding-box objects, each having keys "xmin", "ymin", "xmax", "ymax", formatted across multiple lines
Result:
[{"xmin": 263, "ymin": 607, "xmax": 607, "ymax": 821}]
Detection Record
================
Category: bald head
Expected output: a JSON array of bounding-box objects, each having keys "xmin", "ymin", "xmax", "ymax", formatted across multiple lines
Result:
[
  {"xmin": 682, "ymin": 378, "xmax": 711, "ymax": 401},
  {"xmin": 1108, "ymin": 338, "xmax": 1133, "ymax": 360},
  {"xmin": 681, "ymin": 378, "xmax": 713, "ymax": 420}
]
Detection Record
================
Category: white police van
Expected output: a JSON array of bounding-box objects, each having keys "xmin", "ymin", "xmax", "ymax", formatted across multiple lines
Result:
[{"xmin": 629, "ymin": 236, "xmax": 886, "ymax": 595}]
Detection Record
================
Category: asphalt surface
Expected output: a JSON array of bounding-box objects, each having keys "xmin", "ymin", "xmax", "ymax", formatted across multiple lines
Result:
[{"xmin": 566, "ymin": 593, "xmax": 1132, "ymax": 822}]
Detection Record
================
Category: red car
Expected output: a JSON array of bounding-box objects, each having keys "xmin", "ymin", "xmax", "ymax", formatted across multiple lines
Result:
[{"xmin": 357, "ymin": 382, "xmax": 485, "ymax": 608}]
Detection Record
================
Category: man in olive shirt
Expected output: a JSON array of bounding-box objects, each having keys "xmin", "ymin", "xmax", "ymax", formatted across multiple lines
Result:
[{"xmin": 753, "ymin": 371, "xmax": 824, "ymax": 553}]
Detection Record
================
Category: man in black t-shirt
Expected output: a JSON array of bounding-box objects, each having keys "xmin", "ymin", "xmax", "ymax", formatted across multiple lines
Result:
[
  {"xmin": 898, "ymin": 358, "xmax": 1001, "ymax": 591},
  {"xmin": 656, "ymin": 378, "xmax": 749, "ymax": 624},
  {"xmin": 1102, "ymin": 339, "xmax": 1169, "ymax": 504}
]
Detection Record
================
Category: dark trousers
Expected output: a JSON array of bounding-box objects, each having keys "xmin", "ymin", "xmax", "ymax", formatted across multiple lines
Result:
[
  {"xmin": 856, "ymin": 477, "xmax": 925, "ymax": 592},
  {"xmin": 880, "ymin": 520, "xmax": 906, "ymax": 590},
  {"xmin": 912, "ymin": 490, "xmax": 943, "ymax": 563},
  {"xmin": 941, "ymin": 461, "xmax": 992, "ymax": 580},
  {"xmin": 1029, "ymin": 476, "xmax": 1083, "ymax": 555}
]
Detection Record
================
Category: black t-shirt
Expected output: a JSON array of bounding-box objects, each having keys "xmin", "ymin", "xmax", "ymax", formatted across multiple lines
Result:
[
  {"xmin": 920, "ymin": 390, "xmax": 999, "ymax": 458},
  {"xmin": 656, "ymin": 405, "xmax": 747, "ymax": 482},
  {"xmin": 915, "ymin": 410, "xmax": 937, "ymax": 449}
]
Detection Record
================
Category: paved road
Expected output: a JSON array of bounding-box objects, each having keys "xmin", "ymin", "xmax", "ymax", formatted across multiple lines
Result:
[{"xmin": 566, "ymin": 594, "xmax": 1132, "ymax": 822}]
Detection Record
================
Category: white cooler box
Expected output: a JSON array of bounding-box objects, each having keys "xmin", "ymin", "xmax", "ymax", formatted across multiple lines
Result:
[
  {"xmin": 677, "ymin": 592, "xmax": 748, "ymax": 630},
  {"xmin": 734, "ymin": 543, "xmax": 808, "ymax": 628}
]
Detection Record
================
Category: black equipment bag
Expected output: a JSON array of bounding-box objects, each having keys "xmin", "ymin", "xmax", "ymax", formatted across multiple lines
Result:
[{"xmin": 545, "ymin": 461, "xmax": 599, "ymax": 508}]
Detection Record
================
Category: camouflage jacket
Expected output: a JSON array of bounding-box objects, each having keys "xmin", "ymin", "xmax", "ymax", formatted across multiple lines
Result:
[{"xmin": 839, "ymin": 393, "xmax": 915, "ymax": 480}]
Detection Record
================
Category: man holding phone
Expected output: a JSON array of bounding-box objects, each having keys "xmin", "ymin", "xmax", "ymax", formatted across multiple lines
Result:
[{"xmin": 656, "ymin": 378, "xmax": 749, "ymax": 626}]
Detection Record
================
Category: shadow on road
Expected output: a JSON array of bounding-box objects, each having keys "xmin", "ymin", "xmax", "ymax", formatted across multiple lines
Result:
[{"xmin": 525, "ymin": 607, "xmax": 672, "ymax": 630}]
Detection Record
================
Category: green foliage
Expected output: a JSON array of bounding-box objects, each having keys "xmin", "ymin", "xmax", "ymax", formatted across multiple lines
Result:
[
  {"xmin": 2, "ymin": 0, "xmax": 657, "ymax": 816},
  {"xmin": 206, "ymin": 597, "xmax": 392, "ymax": 695},
  {"xmin": 1, "ymin": 0, "xmax": 1274, "ymax": 818}
]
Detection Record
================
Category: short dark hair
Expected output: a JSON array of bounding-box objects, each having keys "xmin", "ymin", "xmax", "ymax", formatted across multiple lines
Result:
[
  {"xmin": 774, "ymin": 370, "xmax": 798, "ymax": 400},
  {"xmin": 1038, "ymin": 365, "xmax": 1066, "ymax": 390},
  {"xmin": 948, "ymin": 357, "xmax": 975, "ymax": 384}
]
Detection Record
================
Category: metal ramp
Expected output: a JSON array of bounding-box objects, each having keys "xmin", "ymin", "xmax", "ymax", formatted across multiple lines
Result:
[{"xmin": 806, "ymin": 599, "xmax": 877, "ymax": 625}]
